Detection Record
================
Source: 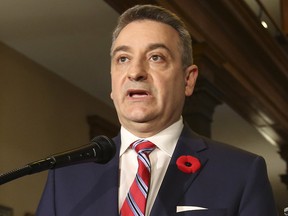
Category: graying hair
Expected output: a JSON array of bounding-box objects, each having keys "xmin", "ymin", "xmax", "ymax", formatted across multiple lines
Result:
[{"xmin": 111, "ymin": 4, "xmax": 193, "ymax": 69}]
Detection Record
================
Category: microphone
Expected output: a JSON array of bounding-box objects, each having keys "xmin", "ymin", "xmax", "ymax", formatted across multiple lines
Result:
[
  {"xmin": 28, "ymin": 135, "xmax": 116, "ymax": 172},
  {"xmin": 0, "ymin": 135, "xmax": 116, "ymax": 185}
]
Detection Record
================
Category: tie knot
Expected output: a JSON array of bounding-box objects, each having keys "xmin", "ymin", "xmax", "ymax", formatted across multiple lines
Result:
[{"xmin": 131, "ymin": 139, "xmax": 156, "ymax": 155}]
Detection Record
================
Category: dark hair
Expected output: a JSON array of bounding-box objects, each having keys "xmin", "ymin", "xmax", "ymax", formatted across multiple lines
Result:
[{"xmin": 111, "ymin": 4, "xmax": 193, "ymax": 69}]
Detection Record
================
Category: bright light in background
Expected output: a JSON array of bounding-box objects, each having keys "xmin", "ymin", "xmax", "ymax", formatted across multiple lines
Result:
[
  {"xmin": 258, "ymin": 127, "xmax": 278, "ymax": 146},
  {"xmin": 261, "ymin": 20, "xmax": 268, "ymax": 28}
]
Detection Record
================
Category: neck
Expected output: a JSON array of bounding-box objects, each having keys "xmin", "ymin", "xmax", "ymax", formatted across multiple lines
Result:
[{"xmin": 121, "ymin": 117, "xmax": 182, "ymax": 138}]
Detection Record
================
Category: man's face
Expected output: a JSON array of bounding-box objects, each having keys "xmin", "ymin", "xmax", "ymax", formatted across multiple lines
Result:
[{"xmin": 110, "ymin": 20, "xmax": 198, "ymax": 137}]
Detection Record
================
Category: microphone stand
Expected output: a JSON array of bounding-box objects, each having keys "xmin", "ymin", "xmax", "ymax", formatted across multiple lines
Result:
[
  {"xmin": 0, "ymin": 135, "xmax": 116, "ymax": 185},
  {"xmin": 0, "ymin": 158, "xmax": 55, "ymax": 185}
]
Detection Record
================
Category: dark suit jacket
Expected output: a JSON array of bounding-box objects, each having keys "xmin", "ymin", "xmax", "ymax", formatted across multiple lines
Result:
[{"xmin": 36, "ymin": 125, "xmax": 278, "ymax": 215}]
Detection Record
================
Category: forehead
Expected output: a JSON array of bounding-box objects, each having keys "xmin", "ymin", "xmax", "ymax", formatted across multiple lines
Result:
[{"xmin": 112, "ymin": 20, "xmax": 181, "ymax": 52}]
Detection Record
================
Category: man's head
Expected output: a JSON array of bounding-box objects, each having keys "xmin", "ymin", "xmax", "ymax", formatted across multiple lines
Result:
[
  {"xmin": 112, "ymin": 4, "xmax": 193, "ymax": 69},
  {"xmin": 110, "ymin": 5, "xmax": 198, "ymax": 137}
]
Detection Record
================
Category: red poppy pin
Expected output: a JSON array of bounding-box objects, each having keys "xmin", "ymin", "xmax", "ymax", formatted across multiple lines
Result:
[{"xmin": 176, "ymin": 155, "xmax": 201, "ymax": 174}]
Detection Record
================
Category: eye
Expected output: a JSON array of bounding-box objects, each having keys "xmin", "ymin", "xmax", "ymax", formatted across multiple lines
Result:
[
  {"xmin": 150, "ymin": 55, "xmax": 163, "ymax": 62},
  {"xmin": 117, "ymin": 56, "xmax": 129, "ymax": 63}
]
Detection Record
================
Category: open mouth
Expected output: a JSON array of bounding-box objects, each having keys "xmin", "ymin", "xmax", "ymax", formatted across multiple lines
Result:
[{"xmin": 127, "ymin": 90, "xmax": 150, "ymax": 98}]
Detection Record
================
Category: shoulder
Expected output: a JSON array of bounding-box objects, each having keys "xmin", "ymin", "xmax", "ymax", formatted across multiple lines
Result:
[
  {"xmin": 181, "ymin": 124, "xmax": 265, "ymax": 169},
  {"xmin": 202, "ymin": 135, "xmax": 261, "ymax": 162}
]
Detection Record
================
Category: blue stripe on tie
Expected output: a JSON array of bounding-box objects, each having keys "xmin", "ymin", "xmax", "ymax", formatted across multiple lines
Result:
[
  {"xmin": 138, "ymin": 153, "xmax": 151, "ymax": 171},
  {"xmin": 133, "ymin": 139, "xmax": 146, "ymax": 148},
  {"xmin": 127, "ymin": 192, "xmax": 144, "ymax": 216},
  {"xmin": 136, "ymin": 174, "xmax": 148, "ymax": 197}
]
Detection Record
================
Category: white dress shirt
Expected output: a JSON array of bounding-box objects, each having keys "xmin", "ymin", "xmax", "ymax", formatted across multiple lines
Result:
[{"xmin": 119, "ymin": 117, "xmax": 184, "ymax": 215}]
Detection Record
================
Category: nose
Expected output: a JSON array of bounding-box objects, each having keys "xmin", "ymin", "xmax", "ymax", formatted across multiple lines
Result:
[{"xmin": 127, "ymin": 60, "xmax": 148, "ymax": 81}]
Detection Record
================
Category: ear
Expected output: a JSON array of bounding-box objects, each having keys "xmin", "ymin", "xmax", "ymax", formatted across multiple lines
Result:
[
  {"xmin": 184, "ymin": 64, "xmax": 198, "ymax": 96},
  {"xmin": 110, "ymin": 92, "xmax": 114, "ymax": 100}
]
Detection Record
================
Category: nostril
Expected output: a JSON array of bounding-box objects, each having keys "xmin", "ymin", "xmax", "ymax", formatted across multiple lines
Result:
[
  {"xmin": 129, "ymin": 75, "xmax": 146, "ymax": 81},
  {"xmin": 127, "ymin": 66, "xmax": 148, "ymax": 81}
]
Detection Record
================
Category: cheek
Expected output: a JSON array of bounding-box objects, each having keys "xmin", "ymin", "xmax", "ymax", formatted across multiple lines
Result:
[
  {"xmin": 111, "ymin": 75, "xmax": 125, "ymax": 102},
  {"xmin": 157, "ymin": 78, "xmax": 182, "ymax": 102},
  {"xmin": 111, "ymin": 71, "xmax": 120, "ymax": 87},
  {"xmin": 168, "ymin": 79, "xmax": 186, "ymax": 104},
  {"xmin": 110, "ymin": 76, "xmax": 119, "ymax": 100},
  {"xmin": 163, "ymin": 74, "xmax": 185, "ymax": 92}
]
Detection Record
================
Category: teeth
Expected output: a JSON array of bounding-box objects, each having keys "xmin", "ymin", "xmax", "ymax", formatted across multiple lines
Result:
[
  {"xmin": 131, "ymin": 94, "xmax": 147, "ymax": 98},
  {"xmin": 129, "ymin": 91, "xmax": 148, "ymax": 97}
]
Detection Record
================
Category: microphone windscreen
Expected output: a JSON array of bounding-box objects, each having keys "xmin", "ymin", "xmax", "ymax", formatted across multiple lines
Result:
[{"xmin": 91, "ymin": 135, "xmax": 116, "ymax": 164}]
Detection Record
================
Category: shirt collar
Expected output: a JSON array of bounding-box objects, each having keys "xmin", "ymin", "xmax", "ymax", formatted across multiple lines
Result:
[{"xmin": 120, "ymin": 117, "xmax": 184, "ymax": 157}]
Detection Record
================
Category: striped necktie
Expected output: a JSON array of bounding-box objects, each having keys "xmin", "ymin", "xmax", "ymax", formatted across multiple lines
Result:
[{"xmin": 120, "ymin": 139, "xmax": 156, "ymax": 216}]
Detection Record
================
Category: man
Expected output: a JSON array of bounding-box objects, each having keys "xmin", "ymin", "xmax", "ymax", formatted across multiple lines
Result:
[{"xmin": 36, "ymin": 4, "xmax": 277, "ymax": 215}]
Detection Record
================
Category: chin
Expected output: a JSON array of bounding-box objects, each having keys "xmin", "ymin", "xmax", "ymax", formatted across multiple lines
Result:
[
  {"xmin": 126, "ymin": 112, "xmax": 154, "ymax": 123},
  {"xmin": 128, "ymin": 116, "xmax": 149, "ymax": 123}
]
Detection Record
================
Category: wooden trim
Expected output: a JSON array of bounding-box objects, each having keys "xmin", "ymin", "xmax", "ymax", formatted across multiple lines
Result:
[{"xmin": 281, "ymin": 0, "xmax": 288, "ymax": 35}]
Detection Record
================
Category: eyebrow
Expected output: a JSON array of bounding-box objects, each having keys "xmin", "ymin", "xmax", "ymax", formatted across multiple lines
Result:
[
  {"xmin": 111, "ymin": 45, "xmax": 130, "ymax": 57},
  {"xmin": 111, "ymin": 43, "xmax": 173, "ymax": 58},
  {"xmin": 147, "ymin": 43, "xmax": 172, "ymax": 54},
  {"xmin": 147, "ymin": 43, "xmax": 175, "ymax": 60}
]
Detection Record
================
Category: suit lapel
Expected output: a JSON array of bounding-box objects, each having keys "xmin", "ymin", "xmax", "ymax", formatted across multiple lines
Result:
[{"xmin": 150, "ymin": 125, "xmax": 208, "ymax": 216}]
